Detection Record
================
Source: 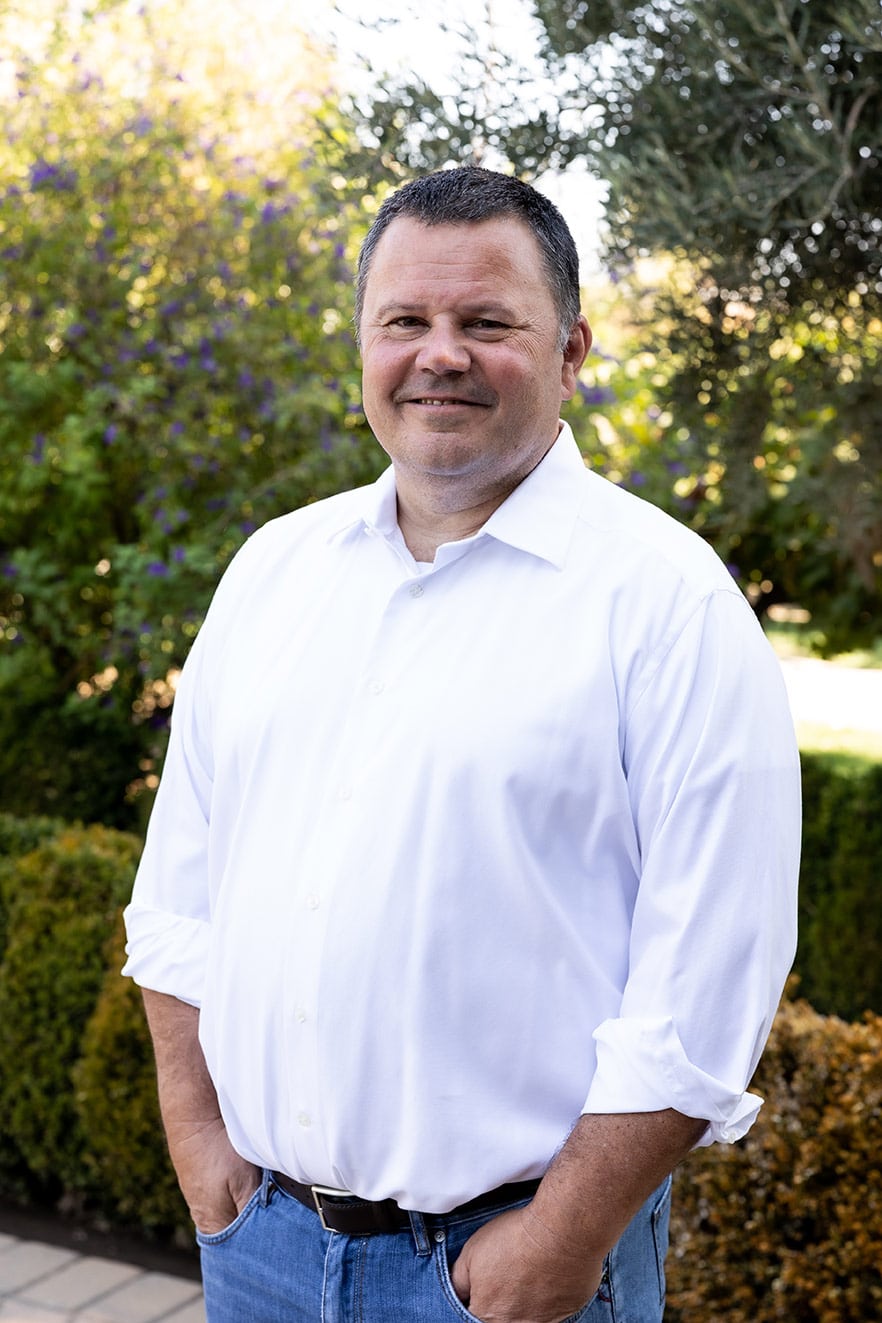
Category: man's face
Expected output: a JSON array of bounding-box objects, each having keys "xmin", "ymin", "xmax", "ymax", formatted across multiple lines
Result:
[{"xmin": 359, "ymin": 217, "xmax": 590, "ymax": 503}]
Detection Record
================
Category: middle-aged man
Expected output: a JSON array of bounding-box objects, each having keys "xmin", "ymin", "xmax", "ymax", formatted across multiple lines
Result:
[{"xmin": 124, "ymin": 166, "xmax": 801, "ymax": 1323}]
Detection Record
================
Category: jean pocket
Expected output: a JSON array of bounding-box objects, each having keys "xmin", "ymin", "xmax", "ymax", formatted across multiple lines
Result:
[{"xmin": 195, "ymin": 1185, "xmax": 262, "ymax": 1247}]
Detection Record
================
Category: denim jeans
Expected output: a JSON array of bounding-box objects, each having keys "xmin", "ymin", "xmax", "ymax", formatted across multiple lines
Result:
[{"xmin": 197, "ymin": 1168, "xmax": 672, "ymax": 1322}]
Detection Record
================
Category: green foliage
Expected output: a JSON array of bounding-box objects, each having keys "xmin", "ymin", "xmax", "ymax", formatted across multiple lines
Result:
[
  {"xmin": 795, "ymin": 751, "xmax": 882, "ymax": 1019},
  {"xmin": 668, "ymin": 996, "xmax": 882, "ymax": 1322},
  {"xmin": 537, "ymin": 0, "xmax": 882, "ymax": 649},
  {"xmin": 534, "ymin": 0, "xmax": 881, "ymax": 287},
  {"xmin": 0, "ymin": 4, "xmax": 388, "ymax": 826},
  {"xmin": 0, "ymin": 825, "xmax": 141, "ymax": 1199},
  {"xmin": 0, "ymin": 809, "xmax": 66, "ymax": 959},
  {"xmin": 570, "ymin": 269, "xmax": 881, "ymax": 652}
]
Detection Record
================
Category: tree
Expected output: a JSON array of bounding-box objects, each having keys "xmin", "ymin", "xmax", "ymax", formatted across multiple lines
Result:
[
  {"xmin": 352, "ymin": 0, "xmax": 882, "ymax": 651},
  {"xmin": 0, "ymin": 1, "xmax": 387, "ymax": 825}
]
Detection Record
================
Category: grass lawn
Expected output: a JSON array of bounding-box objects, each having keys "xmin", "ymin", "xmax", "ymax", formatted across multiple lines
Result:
[{"xmin": 766, "ymin": 621, "xmax": 882, "ymax": 763}]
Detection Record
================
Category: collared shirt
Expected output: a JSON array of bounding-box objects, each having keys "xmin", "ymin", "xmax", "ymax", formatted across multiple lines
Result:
[{"xmin": 123, "ymin": 425, "xmax": 800, "ymax": 1213}]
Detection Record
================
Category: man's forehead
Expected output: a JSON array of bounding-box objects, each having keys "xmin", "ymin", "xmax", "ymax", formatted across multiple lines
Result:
[{"xmin": 364, "ymin": 216, "xmax": 548, "ymax": 298}]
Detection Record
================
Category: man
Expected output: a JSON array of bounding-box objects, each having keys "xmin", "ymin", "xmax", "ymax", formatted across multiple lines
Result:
[{"xmin": 124, "ymin": 166, "xmax": 800, "ymax": 1323}]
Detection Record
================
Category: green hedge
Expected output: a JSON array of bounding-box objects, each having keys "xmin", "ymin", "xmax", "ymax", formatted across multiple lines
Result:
[
  {"xmin": 795, "ymin": 751, "xmax": 882, "ymax": 1019},
  {"xmin": 0, "ymin": 816, "xmax": 188, "ymax": 1234}
]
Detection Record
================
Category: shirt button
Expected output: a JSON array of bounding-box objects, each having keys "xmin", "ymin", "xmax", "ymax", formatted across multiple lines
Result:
[
  {"xmin": 294, "ymin": 1005, "xmax": 308, "ymax": 1023},
  {"xmin": 306, "ymin": 894, "xmax": 320, "ymax": 910},
  {"xmin": 338, "ymin": 786, "xmax": 352, "ymax": 801},
  {"xmin": 408, "ymin": 583, "xmax": 424, "ymax": 598},
  {"xmin": 297, "ymin": 1112, "xmax": 312, "ymax": 1128},
  {"xmin": 368, "ymin": 679, "xmax": 384, "ymax": 695}
]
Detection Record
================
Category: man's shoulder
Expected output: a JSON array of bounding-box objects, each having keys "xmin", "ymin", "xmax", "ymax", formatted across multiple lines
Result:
[{"xmin": 575, "ymin": 468, "xmax": 735, "ymax": 596}]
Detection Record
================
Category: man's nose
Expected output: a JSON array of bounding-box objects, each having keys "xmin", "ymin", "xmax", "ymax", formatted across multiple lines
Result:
[{"xmin": 414, "ymin": 324, "xmax": 471, "ymax": 374}]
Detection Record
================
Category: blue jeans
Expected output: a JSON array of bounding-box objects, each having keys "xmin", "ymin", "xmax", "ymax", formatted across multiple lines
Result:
[{"xmin": 198, "ymin": 1169, "xmax": 672, "ymax": 1322}]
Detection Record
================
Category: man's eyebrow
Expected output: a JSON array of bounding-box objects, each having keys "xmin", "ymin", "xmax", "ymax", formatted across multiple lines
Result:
[{"xmin": 371, "ymin": 303, "xmax": 424, "ymax": 320}]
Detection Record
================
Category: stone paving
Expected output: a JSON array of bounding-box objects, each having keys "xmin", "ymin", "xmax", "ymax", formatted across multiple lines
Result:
[{"xmin": 0, "ymin": 1232, "xmax": 204, "ymax": 1323}]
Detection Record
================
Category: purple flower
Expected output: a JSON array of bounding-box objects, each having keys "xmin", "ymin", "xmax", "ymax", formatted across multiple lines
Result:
[
  {"xmin": 628, "ymin": 471, "xmax": 646, "ymax": 487},
  {"xmin": 30, "ymin": 433, "xmax": 45, "ymax": 463},
  {"xmin": 146, "ymin": 561, "xmax": 168, "ymax": 577},
  {"xmin": 104, "ymin": 424, "xmax": 118, "ymax": 444},
  {"xmin": 726, "ymin": 563, "xmax": 740, "ymax": 579},
  {"xmin": 578, "ymin": 383, "xmax": 616, "ymax": 407},
  {"xmin": 29, "ymin": 159, "xmax": 76, "ymax": 190}
]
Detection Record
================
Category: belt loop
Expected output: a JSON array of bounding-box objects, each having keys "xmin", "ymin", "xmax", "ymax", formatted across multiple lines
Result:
[
  {"xmin": 408, "ymin": 1210, "xmax": 431, "ymax": 1257},
  {"xmin": 259, "ymin": 1168, "xmax": 273, "ymax": 1207}
]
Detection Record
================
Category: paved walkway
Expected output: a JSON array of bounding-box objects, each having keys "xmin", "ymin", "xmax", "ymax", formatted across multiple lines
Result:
[{"xmin": 0, "ymin": 1231, "xmax": 204, "ymax": 1323}]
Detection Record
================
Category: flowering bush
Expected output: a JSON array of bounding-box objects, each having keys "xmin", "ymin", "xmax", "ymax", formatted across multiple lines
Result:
[{"xmin": 0, "ymin": 6, "xmax": 386, "ymax": 826}]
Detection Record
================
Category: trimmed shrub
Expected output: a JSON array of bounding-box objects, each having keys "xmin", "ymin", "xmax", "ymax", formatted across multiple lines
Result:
[
  {"xmin": 0, "ymin": 811, "xmax": 66, "ymax": 957},
  {"xmin": 795, "ymin": 752, "xmax": 882, "ymax": 1017},
  {"xmin": 667, "ymin": 997, "xmax": 882, "ymax": 1322},
  {"xmin": 0, "ymin": 825, "xmax": 140, "ymax": 1200}
]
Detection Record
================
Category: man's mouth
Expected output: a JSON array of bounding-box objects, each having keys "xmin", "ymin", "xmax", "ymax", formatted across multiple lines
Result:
[{"xmin": 413, "ymin": 397, "xmax": 477, "ymax": 406}]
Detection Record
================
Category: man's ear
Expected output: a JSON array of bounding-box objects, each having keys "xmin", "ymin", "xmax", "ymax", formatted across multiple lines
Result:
[{"xmin": 561, "ymin": 316, "xmax": 592, "ymax": 399}]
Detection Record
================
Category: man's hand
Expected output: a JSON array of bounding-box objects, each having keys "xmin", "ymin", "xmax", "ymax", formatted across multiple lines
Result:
[
  {"xmin": 165, "ymin": 1113, "xmax": 260, "ymax": 1235},
  {"xmin": 140, "ymin": 989, "xmax": 260, "ymax": 1235},
  {"xmin": 451, "ymin": 1109, "xmax": 708, "ymax": 1323},
  {"xmin": 450, "ymin": 1203, "xmax": 603, "ymax": 1323}
]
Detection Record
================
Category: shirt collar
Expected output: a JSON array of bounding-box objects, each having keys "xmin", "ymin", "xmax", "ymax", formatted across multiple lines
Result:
[{"xmin": 328, "ymin": 422, "xmax": 586, "ymax": 570}]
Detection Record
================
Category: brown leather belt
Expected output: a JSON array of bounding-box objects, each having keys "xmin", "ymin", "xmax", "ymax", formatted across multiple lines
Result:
[{"xmin": 271, "ymin": 1171, "xmax": 541, "ymax": 1235}]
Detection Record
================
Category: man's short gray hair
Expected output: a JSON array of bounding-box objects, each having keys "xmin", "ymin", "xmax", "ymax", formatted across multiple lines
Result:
[{"xmin": 355, "ymin": 166, "xmax": 581, "ymax": 351}]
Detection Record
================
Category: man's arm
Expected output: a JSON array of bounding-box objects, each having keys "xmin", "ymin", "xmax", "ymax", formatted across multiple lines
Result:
[
  {"xmin": 141, "ymin": 988, "xmax": 260, "ymax": 1235},
  {"xmin": 451, "ymin": 1108, "xmax": 706, "ymax": 1323}
]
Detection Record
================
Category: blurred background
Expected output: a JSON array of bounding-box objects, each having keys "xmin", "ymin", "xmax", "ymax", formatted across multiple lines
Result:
[{"xmin": 0, "ymin": 1, "xmax": 880, "ymax": 1319}]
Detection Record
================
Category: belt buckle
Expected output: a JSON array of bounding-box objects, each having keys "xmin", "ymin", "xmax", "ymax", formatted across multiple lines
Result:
[{"xmin": 311, "ymin": 1183, "xmax": 351, "ymax": 1232}]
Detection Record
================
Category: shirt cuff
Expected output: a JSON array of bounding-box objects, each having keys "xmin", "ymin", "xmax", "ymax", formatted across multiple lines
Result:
[
  {"xmin": 582, "ymin": 1016, "xmax": 763, "ymax": 1147},
  {"xmin": 121, "ymin": 903, "xmax": 211, "ymax": 1009}
]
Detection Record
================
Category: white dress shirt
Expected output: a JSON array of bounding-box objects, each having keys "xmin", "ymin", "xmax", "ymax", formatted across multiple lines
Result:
[{"xmin": 123, "ymin": 425, "xmax": 800, "ymax": 1213}]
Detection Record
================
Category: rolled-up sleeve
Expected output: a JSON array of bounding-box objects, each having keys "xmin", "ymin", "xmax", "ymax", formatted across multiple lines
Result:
[{"xmin": 583, "ymin": 588, "xmax": 801, "ymax": 1144}]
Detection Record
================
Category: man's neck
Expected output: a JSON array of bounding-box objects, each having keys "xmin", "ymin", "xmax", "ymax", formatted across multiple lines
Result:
[
  {"xmin": 393, "ymin": 436, "xmax": 559, "ymax": 561},
  {"xmin": 396, "ymin": 496, "xmax": 498, "ymax": 563}
]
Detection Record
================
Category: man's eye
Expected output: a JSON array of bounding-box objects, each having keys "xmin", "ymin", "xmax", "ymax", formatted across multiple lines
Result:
[
  {"xmin": 471, "ymin": 319, "xmax": 507, "ymax": 332},
  {"xmin": 389, "ymin": 317, "xmax": 424, "ymax": 329}
]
